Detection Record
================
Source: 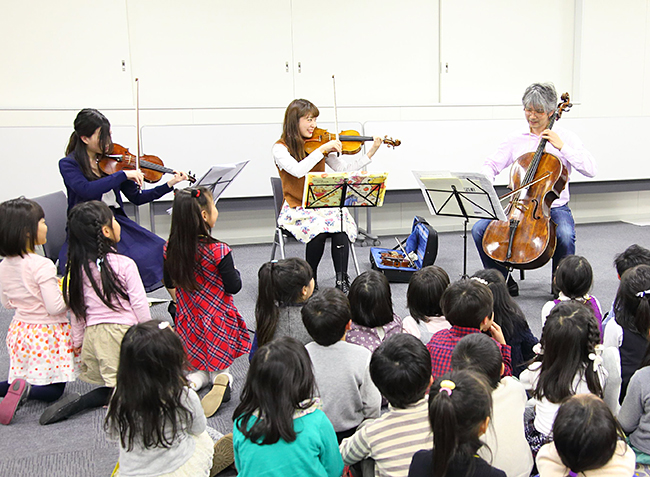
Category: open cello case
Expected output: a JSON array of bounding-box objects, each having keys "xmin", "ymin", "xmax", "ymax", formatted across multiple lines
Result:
[{"xmin": 369, "ymin": 216, "xmax": 438, "ymax": 283}]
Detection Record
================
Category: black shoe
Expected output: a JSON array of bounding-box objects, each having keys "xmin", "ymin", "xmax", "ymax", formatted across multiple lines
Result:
[
  {"xmin": 335, "ymin": 272, "xmax": 351, "ymax": 295},
  {"xmin": 39, "ymin": 392, "xmax": 82, "ymax": 425},
  {"xmin": 507, "ymin": 275, "xmax": 519, "ymax": 297},
  {"xmin": 168, "ymin": 301, "xmax": 176, "ymax": 321}
]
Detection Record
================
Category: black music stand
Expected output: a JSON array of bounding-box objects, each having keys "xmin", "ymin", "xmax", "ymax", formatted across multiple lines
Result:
[
  {"xmin": 165, "ymin": 161, "xmax": 249, "ymax": 215},
  {"xmin": 303, "ymin": 171, "xmax": 388, "ymax": 275},
  {"xmin": 413, "ymin": 171, "xmax": 506, "ymax": 278}
]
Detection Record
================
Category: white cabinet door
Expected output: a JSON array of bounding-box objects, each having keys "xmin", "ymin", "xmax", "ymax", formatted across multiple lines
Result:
[
  {"xmin": 439, "ymin": 0, "xmax": 575, "ymax": 104},
  {"xmin": 290, "ymin": 0, "xmax": 440, "ymax": 107},
  {"xmin": 126, "ymin": 0, "xmax": 295, "ymax": 108},
  {"xmin": 0, "ymin": 0, "xmax": 133, "ymax": 109}
]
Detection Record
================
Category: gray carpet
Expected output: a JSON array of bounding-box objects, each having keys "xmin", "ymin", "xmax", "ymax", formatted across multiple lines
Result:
[{"xmin": 0, "ymin": 221, "xmax": 647, "ymax": 475}]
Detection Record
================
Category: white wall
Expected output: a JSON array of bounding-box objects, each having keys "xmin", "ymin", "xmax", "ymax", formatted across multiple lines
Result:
[{"xmin": 2, "ymin": 0, "xmax": 650, "ymax": 237}]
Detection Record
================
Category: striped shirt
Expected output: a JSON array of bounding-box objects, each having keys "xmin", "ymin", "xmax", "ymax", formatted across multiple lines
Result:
[{"xmin": 339, "ymin": 397, "xmax": 432, "ymax": 477}]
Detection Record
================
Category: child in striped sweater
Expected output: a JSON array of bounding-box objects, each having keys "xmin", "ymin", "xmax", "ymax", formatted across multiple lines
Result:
[{"xmin": 339, "ymin": 334, "xmax": 433, "ymax": 477}]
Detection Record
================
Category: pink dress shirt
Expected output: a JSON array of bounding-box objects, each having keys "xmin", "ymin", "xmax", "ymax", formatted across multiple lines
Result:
[{"xmin": 482, "ymin": 124, "xmax": 597, "ymax": 207}]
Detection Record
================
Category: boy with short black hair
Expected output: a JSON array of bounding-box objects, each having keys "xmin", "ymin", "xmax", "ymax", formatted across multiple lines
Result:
[
  {"xmin": 302, "ymin": 288, "xmax": 381, "ymax": 443},
  {"xmin": 339, "ymin": 333, "xmax": 433, "ymax": 477},
  {"xmin": 426, "ymin": 278, "xmax": 512, "ymax": 378},
  {"xmin": 451, "ymin": 333, "xmax": 533, "ymax": 477}
]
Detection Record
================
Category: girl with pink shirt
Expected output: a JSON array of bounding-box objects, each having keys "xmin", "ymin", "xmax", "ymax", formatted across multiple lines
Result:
[
  {"xmin": 0, "ymin": 198, "xmax": 80, "ymax": 425},
  {"xmin": 40, "ymin": 200, "xmax": 151, "ymax": 425}
]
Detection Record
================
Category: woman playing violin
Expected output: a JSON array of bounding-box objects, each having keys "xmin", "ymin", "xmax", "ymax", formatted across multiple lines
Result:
[
  {"xmin": 273, "ymin": 99, "xmax": 382, "ymax": 292},
  {"xmin": 471, "ymin": 83, "xmax": 597, "ymax": 296},
  {"xmin": 58, "ymin": 108, "xmax": 190, "ymax": 291}
]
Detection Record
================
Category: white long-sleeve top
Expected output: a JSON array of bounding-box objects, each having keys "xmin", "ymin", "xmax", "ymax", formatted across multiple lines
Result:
[{"xmin": 272, "ymin": 143, "xmax": 371, "ymax": 179}]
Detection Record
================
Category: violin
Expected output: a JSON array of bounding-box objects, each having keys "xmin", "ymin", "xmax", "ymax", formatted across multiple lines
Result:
[
  {"xmin": 481, "ymin": 93, "xmax": 572, "ymax": 270},
  {"xmin": 380, "ymin": 250, "xmax": 412, "ymax": 268},
  {"xmin": 304, "ymin": 127, "xmax": 401, "ymax": 155},
  {"xmin": 98, "ymin": 144, "xmax": 196, "ymax": 184}
]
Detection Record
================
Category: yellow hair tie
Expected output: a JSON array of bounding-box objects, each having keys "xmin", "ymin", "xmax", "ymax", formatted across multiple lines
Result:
[{"xmin": 439, "ymin": 380, "xmax": 456, "ymax": 396}]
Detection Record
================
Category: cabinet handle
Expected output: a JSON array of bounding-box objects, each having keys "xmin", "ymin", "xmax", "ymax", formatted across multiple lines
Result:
[
  {"xmin": 285, "ymin": 61, "xmax": 289, "ymax": 73},
  {"xmin": 298, "ymin": 62, "xmax": 301, "ymax": 73}
]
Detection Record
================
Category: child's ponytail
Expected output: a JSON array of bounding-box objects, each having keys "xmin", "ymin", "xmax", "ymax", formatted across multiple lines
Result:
[
  {"xmin": 64, "ymin": 201, "xmax": 129, "ymax": 320},
  {"xmin": 614, "ymin": 264, "xmax": 650, "ymax": 337},
  {"xmin": 255, "ymin": 258, "xmax": 313, "ymax": 347},
  {"xmin": 429, "ymin": 371, "xmax": 492, "ymax": 477},
  {"xmin": 165, "ymin": 187, "xmax": 216, "ymax": 292}
]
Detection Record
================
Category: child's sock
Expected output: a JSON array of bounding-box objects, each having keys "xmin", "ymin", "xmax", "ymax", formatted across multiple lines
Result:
[
  {"xmin": 0, "ymin": 381, "xmax": 8, "ymax": 397},
  {"xmin": 187, "ymin": 370, "xmax": 210, "ymax": 391}
]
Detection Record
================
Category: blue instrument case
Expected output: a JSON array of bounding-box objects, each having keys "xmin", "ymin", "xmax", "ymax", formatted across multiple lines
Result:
[{"xmin": 369, "ymin": 216, "xmax": 438, "ymax": 283}]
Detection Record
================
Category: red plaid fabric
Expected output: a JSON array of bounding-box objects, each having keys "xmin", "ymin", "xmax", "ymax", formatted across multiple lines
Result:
[
  {"xmin": 426, "ymin": 326, "xmax": 512, "ymax": 379},
  {"xmin": 174, "ymin": 242, "xmax": 251, "ymax": 371}
]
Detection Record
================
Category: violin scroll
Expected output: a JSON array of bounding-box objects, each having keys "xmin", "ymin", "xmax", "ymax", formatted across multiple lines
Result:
[{"xmin": 555, "ymin": 93, "xmax": 572, "ymax": 120}]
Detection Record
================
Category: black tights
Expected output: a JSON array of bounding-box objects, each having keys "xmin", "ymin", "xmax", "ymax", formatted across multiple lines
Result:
[
  {"xmin": 305, "ymin": 232, "xmax": 349, "ymax": 280},
  {"xmin": 0, "ymin": 381, "xmax": 66, "ymax": 403}
]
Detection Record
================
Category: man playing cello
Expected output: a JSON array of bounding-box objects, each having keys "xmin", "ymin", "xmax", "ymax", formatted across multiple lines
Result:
[{"xmin": 471, "ymin": 83, "xmax": 596, "ymax": 296}]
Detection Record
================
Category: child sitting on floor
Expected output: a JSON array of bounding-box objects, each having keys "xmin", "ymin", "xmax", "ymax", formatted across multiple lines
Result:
[
  {"xmin": 426, "ymin": 278, "xmax": 512, "ymax": 379},
  {"xmin": 451, "ymin": 333, "xmax": 533, "ymax": 477},
  {"xmin": 346, "ymin": 270, "xmax": 403, "ymax": 353},
  {"xmin": 403, "ymin": 265, "xmax": 451, "ymax": 344},
  {"xmin": 537, "ymin": 394, "xmax": 635, "ymax": 476},
  {"xmin": 340, "ymin": 334, "xmax": 433, "ymax": 477},
  {"xmin": 302, "ymin": 288, "xmax": 381, "ymax": 443}
]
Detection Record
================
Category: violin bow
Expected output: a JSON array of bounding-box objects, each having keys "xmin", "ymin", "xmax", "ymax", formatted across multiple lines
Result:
[
  {"xmin": 332, "ymin": 75, "xmax": 339, "ymax": 142},
  {"xmin": 135, "ymin": 78, "xmax": 141, "ymax": 175}
]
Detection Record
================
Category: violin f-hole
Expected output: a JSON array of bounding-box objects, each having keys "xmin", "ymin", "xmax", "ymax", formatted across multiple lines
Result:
[{"xmin": 531, "ymin": 199, "xmax": 541, "ymax": 220}]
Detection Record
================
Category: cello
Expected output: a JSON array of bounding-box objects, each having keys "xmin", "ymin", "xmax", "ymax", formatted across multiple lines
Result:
[{"xmin": 482, "ymin": 93, "xmax": 572, "ymax": 270}]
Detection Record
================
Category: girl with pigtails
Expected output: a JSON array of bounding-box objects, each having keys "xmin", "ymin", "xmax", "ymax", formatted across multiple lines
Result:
[
  {"xmin": 603, "ymin": 264, "xmax": 650, "ymax": 402},
  {"xmin": 165, "ymin": 187, "xmax": 250, "ymax": 417},
  {"xmin": 250, "ymin": 257, "xmax": 315, "ymax": 358},
  {"xmin": 40, "ymin": 201, "xmax": 152, "ymax": 425},
  {"xmin": 520, "ymin": 301, "xmax": 620, "ymax": 457},
  {"xmin": 408, "ymin": 370, "xmax": 505, "ymax": 477}
]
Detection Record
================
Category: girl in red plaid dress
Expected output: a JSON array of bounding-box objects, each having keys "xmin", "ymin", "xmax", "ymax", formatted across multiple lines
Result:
[{"xmin": 165, "ymin": 187, "xmax": 251, "ymax": 417}]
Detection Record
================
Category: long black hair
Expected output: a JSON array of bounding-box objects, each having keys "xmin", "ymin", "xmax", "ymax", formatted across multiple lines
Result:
[
  {"xmin": 614, "ymin": 264, "xmax": 650, "ymax": 337},
  {"xmin": 471, "ymin": 269, "xmax": 528, "ymax": 343},
  {"xmin": 429, "ymin": 370, "xmax": 493, "ymax": 477},
  {"xmin": 0, "ymin": 197, "xmax": 44, "ymax": 257},
  {"xmin": 64, "ymin": 201, "xmax": 129, "ymax": 320},
  {"xmin": 407, "ymin": 265, "xmax": 450, "ymax": 323},
  {"xmin": 255, "ymin": 258, "xmax": 313, "ymax": 347},
  {"xmin": 66, "ymin": 108, "xmax": 112, "ymax": 180},
  {"xmin": 531, "ymin": 301, "xmax": 603, "ymax": 403},
  {"xmin": 280, "ymin": 99, "xmax": 319, "ymax": 161},
  {"xmin": 165, "ymin": 187, "xmax": 218, "ymax": 292},
  {"xmin": 348, "ymin": 270, "xmax": 394, "ymax": 328},
  {"xmin": 105, "ymin": 321, "xmax": 193, "ymax": 451},
  {"xmin": 233, "ymin": 336, "xmax": 316, "ymax": 445},
  {"xmin": 553, "ymin": 394, "xmax": 626, "ymax": 474}
]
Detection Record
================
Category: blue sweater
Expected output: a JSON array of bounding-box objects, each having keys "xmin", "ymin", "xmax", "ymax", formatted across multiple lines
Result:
[{"xmin": 233, "ymin": 407, "xmax": 343, "ymax": 477}]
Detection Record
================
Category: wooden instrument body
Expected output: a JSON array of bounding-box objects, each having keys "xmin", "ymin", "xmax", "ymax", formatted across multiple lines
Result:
[{"xmin": 482, "ymin": 151, "xmax": 568, "ymax": 269}]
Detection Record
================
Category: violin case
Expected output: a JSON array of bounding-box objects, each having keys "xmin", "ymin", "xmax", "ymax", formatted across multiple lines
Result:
[{"xmin": 369, "ymin": 216, "xmax": 438, "ymax": 283}]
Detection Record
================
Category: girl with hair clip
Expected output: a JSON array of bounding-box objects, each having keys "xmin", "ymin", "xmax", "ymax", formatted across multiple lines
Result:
[
  {"xmin": 251, "ymin": 257, "xmax": 315, "ymax": 358},
  {"xmin": 472, "ymin": 269, "xmax": 538, "ymax": 377},
  {"xmin": 40, "ymin": 201, "xmax": 151, "ymax": 425},
  {"xmin": 346, "ymin": 270, "xmax": 403, "ymax": 353},
  {"xmin": 0, "ymin": 198, "xmax": 80, "ymax": 425},
  {"xmin": 165, "ymin": 187, "xmax": 250, "ymax": 417},
  {"xmin": 59, "ymin": 108, "xmax": 190, "ymax": 291},
  {"xmin": 520, "ymin": 301, "xmax": 620, "ymax": 457},
  {"xmin": 105, "ymin": 320, "xmax": 235, "ymax": 477},
  {"xmin": 408, "ymin": 370, "xmax": 506, "ymax": 477},
  {"xmin": 603, "ymin": 264, "xmax": 650, "ymax": 402},
  {"xmin": 541, "ymin": 255, "xmax": 604, "ymax": 337},
  {"xmin": 538, "ymin": 394, "xmax": 635, "ymax": 477},
  {"xmin": 403, "ymin": 265, "xmax": 451, "ymax": 344},
  {"xmin": 273, "ymin": 99, "xmax": 382, "ymax": 293},
  {"xmin": 232, "ymin": 336, "xmax": 343, "ymax": 477}
]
